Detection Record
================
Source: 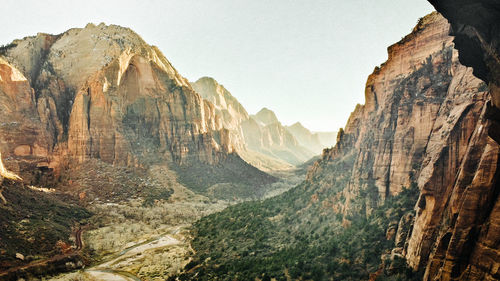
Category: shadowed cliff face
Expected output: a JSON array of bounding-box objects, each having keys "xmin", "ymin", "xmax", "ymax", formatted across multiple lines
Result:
[
  {"xmin": 0, "ymin": 24, "xmax": 274, "ymax": 191},
  {"xmin": 428, "ymin": 0, "xmax": 500, "ymax": 111},
  {"xmin": 304, "ymin": 12, "xmax": 498, "ymax": 280}
]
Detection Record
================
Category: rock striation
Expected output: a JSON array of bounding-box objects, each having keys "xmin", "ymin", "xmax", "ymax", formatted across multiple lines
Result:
[
  {"xmin": 407, "ymin": 2, "xmax": 500, "ymax": 280},
  {"xmin": 0, "ymin": 24, "xmax": 272, "ymax": 191},
  {"xmin": 305, "ymin": 12, "xmax": 497, "ymax": 280},
  {"xmin": 249, "ymin": 108, "xmax": 316, "ymax": 165}
]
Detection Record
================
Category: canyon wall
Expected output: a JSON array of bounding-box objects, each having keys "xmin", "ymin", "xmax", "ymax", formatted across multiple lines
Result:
[
  {"xmin": 0, "ymin": 24, "xmax": 266, "ymax": 188},
  {"xmin": 406, "ymin": 1, "xmax": 500, "ymax": 280},
  {"xmin": 306, "ymin": 12, "xmax": 498, "ymax": 280}
]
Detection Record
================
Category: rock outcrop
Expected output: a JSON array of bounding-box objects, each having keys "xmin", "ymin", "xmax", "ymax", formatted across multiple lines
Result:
[
  {"xmin": 428, "ymin": 0, "xmax": 500, "ymax": 114},
  {"xmin": 191, "ymin": 77, "xmax": 248, "ymax": 152},
  {"xmin": 305, "ymin": 12, "xmax": 497, "ymax": 280},
  {"xmin": 0, "ymin": 24, "xmax": 273, "ymax": 192}
]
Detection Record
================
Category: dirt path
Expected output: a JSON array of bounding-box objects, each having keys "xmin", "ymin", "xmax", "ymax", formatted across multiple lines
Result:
[
  {"xmin": 85, "ymin": 269, "xmax": 141, "ymax": 281},
  {"xmin": 75, "ymin": 227, "xmax": 83, "ymax": 250}
]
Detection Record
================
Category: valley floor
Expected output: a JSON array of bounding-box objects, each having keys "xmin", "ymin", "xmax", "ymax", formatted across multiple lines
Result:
[{"xmin": 43, "ymin": 165, "xmax": 304, "ymax": 281}]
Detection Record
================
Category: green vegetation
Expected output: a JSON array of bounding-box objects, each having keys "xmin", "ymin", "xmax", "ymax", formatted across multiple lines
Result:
[
  {"xmin": 142, "ymin": 186, "xmax": 174, "ymax": 207},
  {"xmin": 173, "ymin": 154, "xmax": 277, "ymax": 200},
  {"xmin": 175, "ymin": 151, "xmax": 421, "ymax": 280},
  {"xmin": 0, "ymin": 43, "xmax": 17, "ymax": 55}
]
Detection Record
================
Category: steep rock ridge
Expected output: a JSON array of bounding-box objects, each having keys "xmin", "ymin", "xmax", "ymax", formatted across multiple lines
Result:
[
  {"xmin": 191, "ymin": 77, "xmax": 327, "ymax": 169},
  {"xmin": 191, "ymin": 77, "xmax": 291, "ymax": 170},
  {"xmin": 191, "ymin": 77, "xmax": 248, "ymax": 152},
  {"xmin": 0, "ymin": 24, "xmax": 273, "ymax": 191},
  {"xmin": 308, "ymin": 12, "xmax": 470, "ymax": 204},
  {"xmin": 402, "ymin": 2, "xmax": 500, "ymax": 280},
  {"xmin": 428, "ymin": 0, "xmax": 500, "ymax": 113},
  {"xmin": 251, "ymin": 107, "xmax": 279, "ymax": 126},
  {"xmin": 305, "ymin": 13, "xmax": 493, "ymax": 280}
]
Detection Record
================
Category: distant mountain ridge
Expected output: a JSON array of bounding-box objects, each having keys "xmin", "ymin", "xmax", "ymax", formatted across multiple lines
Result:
[{"xmin": 191, "ymin": 77, "xmax": 337, "ymax": 169}]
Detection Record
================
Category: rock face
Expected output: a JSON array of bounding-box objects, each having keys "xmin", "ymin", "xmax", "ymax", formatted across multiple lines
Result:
[
  {"xmin": 407, "ymin": 2, "xmax": 500, "ymax": 280},
  {"xmin": 191, "ymin": 77, "xmax": 248, "ymax": 152},
  {"xmin": 306, "ymin": 12, "xmax": 497, "ymax": 280},
  {"xmin": 191, "ymin": 77, "xmax": 334, "ymax": 169},
  {"xmin": 249, "ymin": 108, "xmax": 316, "ymax": 165},
  {"xmin": 0, "ymin": 24, "xmax": 272, "ymax": 190},
  {"xmin": 251, "ymin": 108, "xmax": 280, "ymax": 126},
  {"xmin": 428, "ymin": 0, "xmax": 500, "ymax": 113}
]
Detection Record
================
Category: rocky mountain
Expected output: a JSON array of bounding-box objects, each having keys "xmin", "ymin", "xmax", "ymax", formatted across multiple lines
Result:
[
  {"xmin": 251, "ymin": 117, "xmax": 315, "ymax": 165},
  {"xmin": 191, "ymin": 77, "xmax": 335, "ymax": 169},
  {"xmin": 251, "ymin": 107, "xmax": 280, "ymax": 126},
  {"xmin": 307, "ymin": 11, "xmax": 499, "ymax": 280},
  {"xmin": 0, "ymin": 24, "xmax": 279, "ymax": 200},
  {"xmin": 0, "ymin": 23, "xmax": 283, "ymax": 275},
  {"xmin": 175, "ymin": 12, "xmax": 498, "ymax": 281},
  {"xmin": 406, "ymin": 1, "xmax": 500, "ymax": 280},
  {"xmin": 190, "ymin": 76, "xmax": 248, "ymax": 152}
]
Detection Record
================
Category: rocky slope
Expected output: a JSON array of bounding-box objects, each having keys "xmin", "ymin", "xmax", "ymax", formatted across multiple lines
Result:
[
  {"xmin": 191, "ymin": 77, "xmax": 334, "ymax": 169},
  {"xmin": 250, "ymin": 108, "xmax": 316, "ymax": 165},
  {"xmin": 175, "ymin": 11, "xmax": 496, "ymax": 281},
  {"xmin": 190, "ymin": 76, "xmax": 248, "ymax": 152},
  {"xmin": 172, "ymin": 12, "xmax": 499, "ymax": 280},
  {"xmin": 0, "ymin": 24, "xmax": 275, "ymax": 197},
  {"xmin": 305, "ymin": 11, "xmax": 499, "ymax": 281}
]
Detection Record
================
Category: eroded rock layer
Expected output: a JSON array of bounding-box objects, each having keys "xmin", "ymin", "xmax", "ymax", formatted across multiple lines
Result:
[
  {"xmin": 0, "ymin": 24, "xmax": 267, "ymax": 188},
  {"xmin": 406, "ymin": 2, "xmax": 500, "ymax": 280},
  {"xmin": 305, "ymin": 12, "xmax": 497, "ymax": 280}
]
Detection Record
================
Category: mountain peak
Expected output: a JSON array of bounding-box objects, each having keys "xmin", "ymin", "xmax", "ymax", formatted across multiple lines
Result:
[
  {"xmin": 3, "ymin": 23, "xmax": 192, "ymax": 90},
  {"xmin": 290, "ymin": 122, "xmax": 306, "ymax": 130},
  {"xmin": 191, "ymin": 76, "xmax": 235, "ymax": 103},
  {"xmin": 195, "ymin": 76, "xmax": 218, "ymax": 84},
  {"xmin": 253, "ymin": 108, "xmax": 279, "ymax": 126}
]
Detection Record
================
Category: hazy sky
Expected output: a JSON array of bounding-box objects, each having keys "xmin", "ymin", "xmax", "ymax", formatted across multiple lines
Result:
[{"xmin": 1, "ymin": 0, "xmax": 434, "ymax": 131}]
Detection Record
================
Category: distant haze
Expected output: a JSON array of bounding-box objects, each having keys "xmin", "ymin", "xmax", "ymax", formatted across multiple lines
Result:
[{"xmin": 0, "ymin": 0, "xmax": 434, "ymax": 131}]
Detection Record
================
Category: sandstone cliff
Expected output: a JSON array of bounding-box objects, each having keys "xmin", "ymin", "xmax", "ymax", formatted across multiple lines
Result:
[
  {"xmin": 406, "ymin": 2, "xmax": 500, "ymax": 280},
  {"xmin": 305, "ymin": 12, "xmax": 496, "ymax": 280},
  {"xmin": 0, "ymin": 24, "xmax": 274, "ymax": 195}
]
